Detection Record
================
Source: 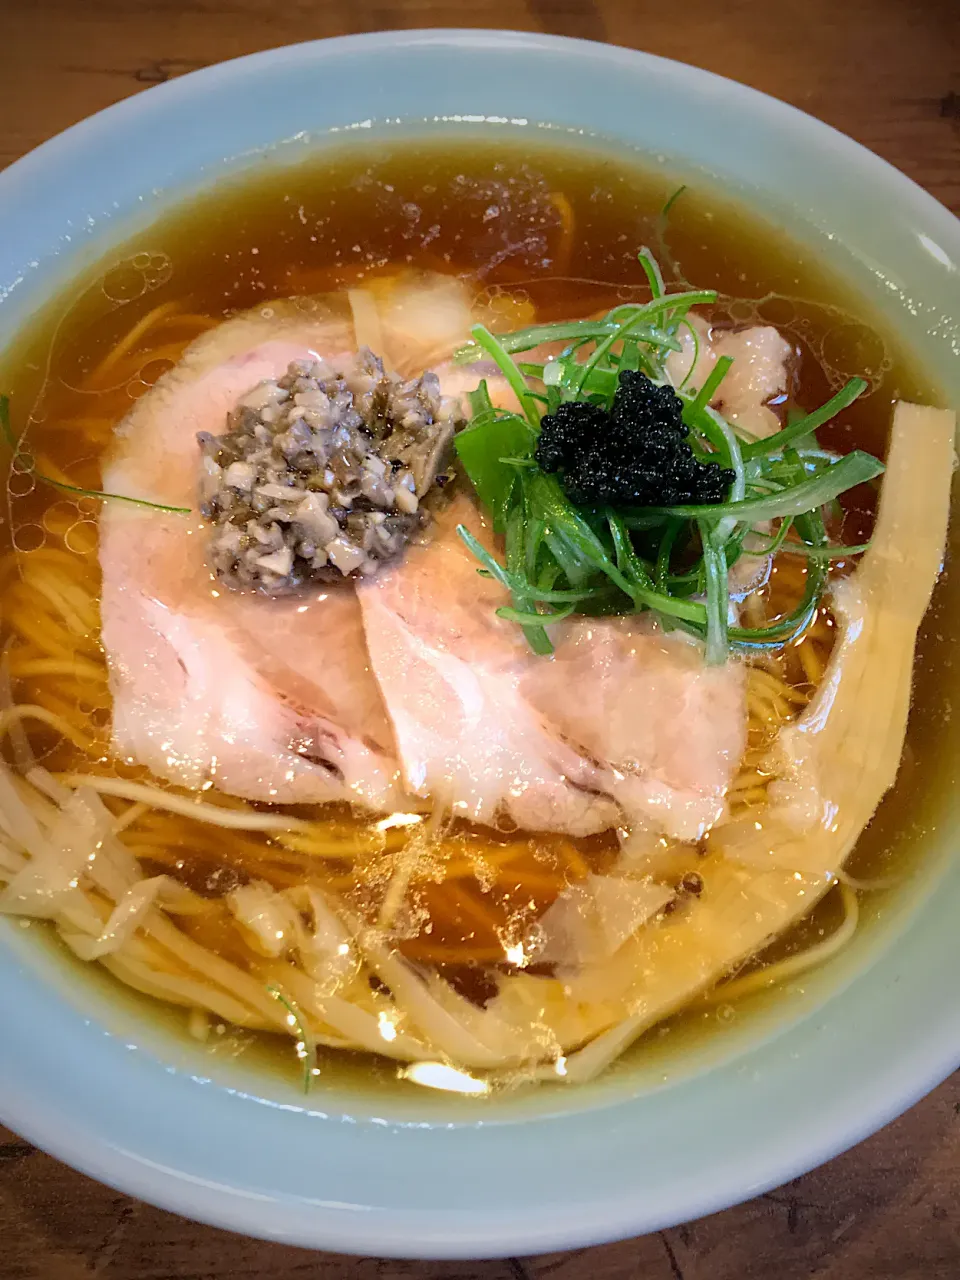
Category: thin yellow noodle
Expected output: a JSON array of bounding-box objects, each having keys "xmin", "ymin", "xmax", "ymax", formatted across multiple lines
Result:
[
  {"xmin": 439, "ymin": 880, "xmax": 508, "ymax": 935},
  {"xmin": 748, "ymin": 666, "xmax": 809, "ymax": 705},
  {"xmin": 141, "ymin": 913, "xmax": 307, "ymax": 1026},
  {"xmin": 556, "ymin": 840, "xmax": 591, "ymax": 880},
  {"xmin": 835, "ymin": 868, "xmax": 901, "ymax": 892},
  {"xmin": 129, "ymin": 824, "xmax": 262, "ymax": 854},
  {"xmin": 401, "ymin": 940, "xmax": 508, "ymax": 965},
  {"xmin": 33, "ymin": 698, "xmax": 99, "ymax": 741},
  {"xmin": 728, "ymin": 787, "xmax": 770, "ymax": 810},
  {"xmin": 120, "ymin": 341, "xmax": 200, "ymax": 367},
  {"xmin": 7, "ymin": 657, "xmax": 107, "ymax": 682},
  {"xmin": 740, "ymin": 592, "xmax": 767, "ymax": 628},
  {"xmin": 0, "ymin": 556, "xmax": 27, "ymax": 585},
  {"xmin": 38, "ymin": 416, "xmax": 115, "ymax": 435},
  {"xmin": 25, "ymin": 565, "xmax": 102, "ymax": 612},
  {"xmin": 7, "ymin": 591, "xmax": 74, "ymax": 631},
  {"xmin": 133, "ymin": 851, "xmax": 309, "ymax": 892},
  {"xmin": 315, "ymin": 872, "xmax": 365, "ymax": 891},
  {"xmin": 549, "ymin": 192, "xmax": 576, "ymax": 275},
  {"xmin": 50, "ymin": 865, "xmax": 301, "ymax": 1033},
  {"xmin": 40, "ymin": 424, "xmax": 113, "ymax": 449},
  {"xmin": 4, "ymin": 612, "xmax": 74, "ymax": 660},
  {"xmin": 7, "ymin": 610, "xmax": 63, "ymax": 649},
  {"xmin": 378, "ymin": 808, "xmax": 447, "ymax": 928},
  {"xmin": 32, "ymin": 453, "xmax": 92, "ymax": 488},
  {"xmin": 0, "ymin": 705, "xmax": 95, "ymax": 754},
  {"xmin": 22, "ymin": 578, "xmax": 98, "ymax": 637},
  {"xmin": 122, "ymin": 842, "xmax": 190, "ymax": 864},
  {"xmin": 142, "ymin": 832, "xmax": 305, "ymax": 870},
  {"xmin": 797, "ymin": 638, "xmax": 824, "ymax": 685},
  {"xmin": 277, "ymin": 831, "xmax": 400, "ymax": 858},
  {"xmin": 699, "ymin": 883, "xmax": 859, "ymax": 1007},
  {"xmin": 100, "ymin": 952, "xmax": 276, "ymax": 1031},
  {"xmin": 6, "ymin": 548, "xmax": 94, "ymax": 576},
  {"xmin": 156, "ymin": 312, "xmax": 219, "ymax": 332},
  {"xmin": 62, "ymin": 523, "xmax": 99, "ymax": 556},
  {"xmin": 726, "ymin": 767, "xmax": 764, "ymax": 793},
  {"xmin": 218, "ymin": 834, "xmax": 369, "ymax": 866},
  {"xmin": 0, "ymin": 375, "xmax": 852, "ymax": 1079},
  {"xmin": 442, "ymin": 845, "xmax": 549, "ymax": 878},
  {"xmin": 89, "ymin": 301, "xmax": 183, "ymax": 379},
  {"xmin": 747, "ymin": 676, "xmax": 791, "ymax": 711},
  {"xmin": 495, "ymin": 869, "xmax": 567, "ymax": 893},
  {"xmin": 111, "ymin": 800, "xmax": 151, "ymax": 835},
  {"xmin": 56, "ymin": 773, "xmax": 312, "ymax": 832},
  {"xmin": 745, "ymin": 694, "xmax": 784, "ymax": 727},
  {"xmin": 134, "ymin": 808, "xmax": 275, "ymax": 842}
]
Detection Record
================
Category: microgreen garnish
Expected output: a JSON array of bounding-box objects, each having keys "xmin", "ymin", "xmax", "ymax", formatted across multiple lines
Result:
[
  {"xmin": 659, "ymin": 184, "xmax": 688, "ymax": 223},
  {"xmin": 266, "ymin": 984, "xmax": 315, "ymax": 1094},
  {"xmin": 0, "ymin": 395, "xmax": 191, "ymax": 515},
  {"xmin": 453, "ymin": 251, "xmax": 879, "ymax": 661}
]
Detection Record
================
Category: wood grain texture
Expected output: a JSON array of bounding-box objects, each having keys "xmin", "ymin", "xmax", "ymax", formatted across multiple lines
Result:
[
  {"xmin": 0, "ymin": 0, "xmax": 957, "ymax": 210},
  {"xmin": 2, "ymin": 1074, "xmax": 959, "ymax": 1278},
  {"xmin": 0, "ymin": 0, "xmax": 958, "ymax": 1275}
]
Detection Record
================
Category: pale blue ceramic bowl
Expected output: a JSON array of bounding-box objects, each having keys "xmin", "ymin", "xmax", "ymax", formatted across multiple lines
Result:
[{"xmin": 0, "ymin": 30, "xmax": 958, "ymax": 1259}]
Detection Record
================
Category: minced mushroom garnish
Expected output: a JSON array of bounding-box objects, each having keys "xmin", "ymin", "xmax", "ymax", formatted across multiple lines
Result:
[{"xmin": 198, "ymin": 349, "xmax": 464, "ymax": 592}]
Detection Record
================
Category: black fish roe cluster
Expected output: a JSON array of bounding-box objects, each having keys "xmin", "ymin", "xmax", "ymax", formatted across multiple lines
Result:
[{"xmin": 535, "ymin": 370, "xmax": 735, "ymax": 508}]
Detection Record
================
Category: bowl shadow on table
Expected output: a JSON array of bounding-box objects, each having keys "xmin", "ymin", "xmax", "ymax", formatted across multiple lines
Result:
[{"xmin": 2, "ymin": 1075, "xmax": 957, "ymax": 1280}]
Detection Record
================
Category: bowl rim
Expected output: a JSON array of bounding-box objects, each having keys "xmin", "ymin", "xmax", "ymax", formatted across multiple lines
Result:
[
  {"xmin": 0, "ymin": 27, "xmax": 958, "ymax": 1259},
  {"xmin": 4, "ymin": 28, "xmax": 959, "ymax": 249}
]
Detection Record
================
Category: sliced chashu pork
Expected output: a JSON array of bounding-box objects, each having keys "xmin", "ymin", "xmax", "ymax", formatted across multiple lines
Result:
[
  {"xmin": 356, "ymin": 313, "xmax": 780, "ymax": 835},
  {"xmin": 100, "ymin": 282, "xmax": 775, "ymax": 831},
  {"xmin": 100, "ymin": 300, "xmax": 405, "ymax": 807},
  {"xmin": 358, "ymin": 494, "xmax": 746, "ymax": 840},
  {"xmin": 665, "ymin": 315, "xmax": 794, "ymax": 439}
]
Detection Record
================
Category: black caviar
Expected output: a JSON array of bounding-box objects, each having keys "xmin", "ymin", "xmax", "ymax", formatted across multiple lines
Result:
[{"xmin": 535, "ymin": 371, "xmax": 734, "ymax": 508}]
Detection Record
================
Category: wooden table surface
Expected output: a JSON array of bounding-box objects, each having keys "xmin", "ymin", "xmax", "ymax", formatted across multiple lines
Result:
[{"xmin": 1, "ymin": 1, "xmax": 958, "ymax": 1277}]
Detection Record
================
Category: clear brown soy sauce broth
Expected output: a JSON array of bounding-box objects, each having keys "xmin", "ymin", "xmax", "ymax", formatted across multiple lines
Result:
[{"xmin": 0, "ymin": 132, "xmax": 955, "ymax": 1091}]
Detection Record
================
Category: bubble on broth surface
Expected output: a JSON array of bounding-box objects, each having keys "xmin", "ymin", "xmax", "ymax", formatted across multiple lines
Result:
[
  {"xmin": 101, "ymin": 253, "xmax": 172, "ymax": 303},
  {"xmin": 729, "ymin": 299, "xmax": 755, "ymax": 323},
  {"xmin": 43, "ymin": 500, "xmax": 79, "ymax": 534},
  {"xmin": 757, "ymin": 295, "xmax": 798, "ymax": 327},
  {"xmin": 7, "ymin": 469, "xmax": 36, "ymax": 499},
  {"xmin": 821, "ymin": 322, "xmax": 889, "ymax": 380},
  {"xmin": 125, "ymin": 378, "xmax": 150, "ymax": 401},
  {"xmin": 139, "ymin": 357, "xmax": 176, "ymax": 387},
  {"xmin": 12, "ymin": 522, "xmax": 44, "ymax": 553},
  {"xmin": 101, "ymin": 262, "xmax": 149, "ymax": 304},
  {"xmin": 63, "ymin": 518, "xmax": 97, "ymax": 556}
]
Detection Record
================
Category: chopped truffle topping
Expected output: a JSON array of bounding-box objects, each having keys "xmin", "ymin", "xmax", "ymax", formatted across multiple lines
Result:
[
  {"xmin": 198, "ymin": 349, "xmax": 464, "ymax": 593},
  {"xmin": 535, "ymin": 370, "xmax": 735, "ymax": 507}
]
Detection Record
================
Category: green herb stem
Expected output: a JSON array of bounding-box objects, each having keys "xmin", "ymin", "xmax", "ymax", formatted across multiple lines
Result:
[
  {"xmin": 638, "ymin": 245, "xmax": 666, "ymax": 299},
  {"xmin": 741, "ymin": 377, "xmax": 868, "ymax": 460},
  {"xmin": 1, "ymin": 395, "xmax": 191, "ymax": 515},
  {"xmin": 449, "ymin": 249, "xmax": 882, "ymax": 662},
  {"xmin": 648, "ymin": 450, "xmax": 884, "ymax": 523},
  {"xmin": 699, "ymin": 521, "xmax": 730, "ymax": 664},
  {"xmin": 692, "ymin": 354, "xmax": 733, "ymax": 414},
  {"xmin": 468, "ymin": 326, "xmax": 541, "ymax": 430},
  {"xmin": 266, "ymin": 985, "xmax": 315, "ymax": 1094}
]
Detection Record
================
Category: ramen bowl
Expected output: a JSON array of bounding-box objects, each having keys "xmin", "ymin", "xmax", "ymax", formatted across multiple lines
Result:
[{"xmin": 0, "ymin": 29, "xmax": 958, "ymax": 1259}]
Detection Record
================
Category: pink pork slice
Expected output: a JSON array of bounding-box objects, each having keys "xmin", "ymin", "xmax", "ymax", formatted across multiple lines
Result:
[
  {"xmin": 358, "ymin": 494, "xmax": 747, "ymax": 840},
  {"xmin": 99, "ymin": 307, "xmax": 402, "ymax": 808}
]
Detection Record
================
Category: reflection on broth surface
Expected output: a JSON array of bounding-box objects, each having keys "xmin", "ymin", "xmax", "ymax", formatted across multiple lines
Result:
[{"xmin": 0, "ymin": 133, "xmax": 953, "ymax": 1095}]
